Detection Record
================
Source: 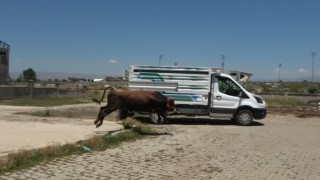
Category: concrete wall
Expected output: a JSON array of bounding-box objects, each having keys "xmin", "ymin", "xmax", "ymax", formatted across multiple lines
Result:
[{"xmin": 0, "ymin": 87, "xmax": 68, "ymax": 100}]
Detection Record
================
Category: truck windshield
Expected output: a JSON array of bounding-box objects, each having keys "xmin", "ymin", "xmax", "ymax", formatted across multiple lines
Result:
[{"xmin": 217, "ymin": 76, "xmax": 242, "ymax": 96}]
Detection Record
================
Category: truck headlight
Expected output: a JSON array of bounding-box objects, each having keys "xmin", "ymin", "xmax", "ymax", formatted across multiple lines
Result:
[{"xmin": 254, "ymin": 96, "xmax": 264, "ymax": 104}]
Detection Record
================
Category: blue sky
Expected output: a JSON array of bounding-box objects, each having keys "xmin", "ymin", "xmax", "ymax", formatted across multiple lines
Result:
[{"xmin": 1, "ymin": 0, "xmax": 320, "ymax": 80}]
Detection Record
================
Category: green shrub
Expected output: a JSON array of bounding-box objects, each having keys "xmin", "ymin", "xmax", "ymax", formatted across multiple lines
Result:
[
  {"xmin": 307, "ymin": 86, "xmax": 319, "ymax": 94},
  {"xmin": 263, "ymin": 96, "xmax": 306, "ymax": 108}
]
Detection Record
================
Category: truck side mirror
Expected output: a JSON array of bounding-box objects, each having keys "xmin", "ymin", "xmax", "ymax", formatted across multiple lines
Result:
[{"xmin": 238, "ymin": 91, "xmax": 243, "ymax": 97}]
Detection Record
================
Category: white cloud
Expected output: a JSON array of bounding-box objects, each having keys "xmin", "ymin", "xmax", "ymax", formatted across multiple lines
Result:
[
  {"xmin": 109, "ymin": 59, "xmax": 117, "ymax": 64},
  {"xmin": 298, "ymin": 68, "xmax": 309, "ymax": 73},
  {"xmin": 15, "ymin": 57, "xmax": 23, "ymax": 62},
  {"xmin": 273, "ymin": 68, "xmax": 279, "ymax": 72}
]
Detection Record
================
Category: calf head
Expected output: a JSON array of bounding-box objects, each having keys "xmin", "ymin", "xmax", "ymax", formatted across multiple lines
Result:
[{"xmin": 166, "ymin": 97, "xmax": 175, "ymax": 112}]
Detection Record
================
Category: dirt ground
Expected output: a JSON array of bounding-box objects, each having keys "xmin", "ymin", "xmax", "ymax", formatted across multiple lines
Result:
[
  {"xmin": 1, "ymin": 104, "xmax": 320, "ymax": 179},
  {"xmin": 0, "ymin": 104, "xmax": 123, "ymax": 156}
]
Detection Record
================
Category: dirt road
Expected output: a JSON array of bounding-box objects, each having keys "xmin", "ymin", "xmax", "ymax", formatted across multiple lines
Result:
[
  {"xmin": 1, "ymin": 105, "xmax": 320, "ymax": 179},
  {"xmin": 0, "ymin": 104, "xmax": 122, "ymax": 156}
]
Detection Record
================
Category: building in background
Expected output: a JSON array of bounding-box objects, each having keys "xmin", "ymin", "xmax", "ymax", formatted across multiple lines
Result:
[
  {"xmin": 0, "ymin": 40, "xmax": 10, "ymax": 84},
  {"xmin": 229, "ymin": 70, "xmax": 253, "ymax": 82}
]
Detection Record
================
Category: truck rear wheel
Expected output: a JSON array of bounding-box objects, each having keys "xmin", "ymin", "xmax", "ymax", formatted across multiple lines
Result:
[
  {"xmin": 235, "ymin": 109, "xmax": 253, "ymax": 126},
  {"xmin": 149, "ymin": 112, "xmax": 164, "ymax": 124}
]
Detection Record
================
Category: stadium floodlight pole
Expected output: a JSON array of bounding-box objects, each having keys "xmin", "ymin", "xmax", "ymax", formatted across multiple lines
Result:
[
  {"xmin": 311, "ymin": 52, "xmax": 316, "ymax": 82},
  {"xmin": 221, "ymin": 55, "xmax": 225, "ymax": 72}
]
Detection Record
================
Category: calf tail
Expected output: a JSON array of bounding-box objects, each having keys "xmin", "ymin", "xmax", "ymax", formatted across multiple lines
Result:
[{"xmin": 92, "ymin": 87, "xmax": 114, "ymax": 104}]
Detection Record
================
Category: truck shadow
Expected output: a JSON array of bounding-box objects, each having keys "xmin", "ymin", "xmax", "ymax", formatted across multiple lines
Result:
[
  {"xmin": 136, "ymin": 117, "xmax": 264, "ymax": 126},
  {"xmin": 167, "ymin": 118, "xmax": 264, "ymax": 126}
]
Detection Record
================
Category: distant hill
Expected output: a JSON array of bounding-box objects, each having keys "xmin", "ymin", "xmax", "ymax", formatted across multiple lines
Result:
[
  {"xmin": 10, "ymin": 71, "xmax": 107, "ymax": 81},
  {"xmin": 284, "ymin": 76, "xmax": 320, "ymax": 82}
]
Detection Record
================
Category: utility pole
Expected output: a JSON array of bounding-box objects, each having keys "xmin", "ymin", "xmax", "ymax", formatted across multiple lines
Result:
[
  {"xmin": 159, "ymin": 55, "xmax": 163, "ymax": 66},
  {"xmin": 278, "ymin": 63, "xmax": 282, "ymax": 82},
  {"xmin": 221, "ymin": 55, "xmax": 225, "ymax": 72},
  {"xmin": 311, "ymin": 52, "xmax": 316, "ymax": 82}
]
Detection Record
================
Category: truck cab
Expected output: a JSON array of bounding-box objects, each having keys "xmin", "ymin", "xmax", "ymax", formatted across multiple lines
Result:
[{"xmin": 209, "ymin": 73, "xmax": 266, "ymax": 125}]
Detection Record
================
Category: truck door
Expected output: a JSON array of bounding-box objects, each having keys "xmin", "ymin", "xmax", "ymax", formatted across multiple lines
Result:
[{"xmin": 210, "ymin": 75, "xmax": 242, "ymax": 118}]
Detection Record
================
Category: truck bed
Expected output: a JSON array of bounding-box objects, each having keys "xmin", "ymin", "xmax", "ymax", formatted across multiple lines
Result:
[{"xmin": 127, "ymin": 65, "xmax": 220, "ymax": 106}]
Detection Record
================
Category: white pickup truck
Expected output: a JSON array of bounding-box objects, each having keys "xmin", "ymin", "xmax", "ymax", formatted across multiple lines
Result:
[{"xmin": 127, "ymin": 65, "xmax": 267, "ymax": 126}]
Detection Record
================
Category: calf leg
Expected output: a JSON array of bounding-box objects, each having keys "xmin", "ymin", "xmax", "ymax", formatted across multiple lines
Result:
[
  {"xmin": 95, "ymin": 104, "xmax": 118, "ymax": 128},
  {"xmin": 117, "ymin": 108, "xmax": 129, "ymax": 120}
]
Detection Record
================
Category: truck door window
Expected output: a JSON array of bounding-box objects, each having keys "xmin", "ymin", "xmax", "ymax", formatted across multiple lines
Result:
[{"xmin": 217, "ymin": 76, "xmax": 242, "ymax": 96}]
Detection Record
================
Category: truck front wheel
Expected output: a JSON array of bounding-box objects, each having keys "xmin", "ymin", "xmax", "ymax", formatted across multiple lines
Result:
[
  {"xmin": 235, "ymin": 109, "xmax": 253, "ymax": 126},
  {"xmin": 149, "ymin": 112, "xmax": 164, "ymax": 124}
]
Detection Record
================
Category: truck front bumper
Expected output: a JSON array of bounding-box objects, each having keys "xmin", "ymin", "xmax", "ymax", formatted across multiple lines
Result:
[{"xmin": 253, "ymin": 108, "xmax": 267, "ymax": 120}]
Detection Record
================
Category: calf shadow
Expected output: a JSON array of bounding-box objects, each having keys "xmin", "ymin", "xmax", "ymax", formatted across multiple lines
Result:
[
  {"xmin": 94, "ymin": 129, "xmax": 123, "ymax": 135},
  {"xmin": 94, "ymin": 125, "xmax": 174, "ymax": 136}
]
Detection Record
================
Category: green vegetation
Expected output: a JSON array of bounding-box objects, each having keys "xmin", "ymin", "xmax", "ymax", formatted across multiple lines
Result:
[
  {"xmin": 307, "ymin": 85, "xmax": 319, "ymax": 94},
  {"xmin": 0, "ymin": 96, "xmax": 92, "ymax": 107},
  {"xmin": 0, "ymin": 143, "xmax": 80, "ymax": 173},
  {"xmin": 0, "ymin": 118, "xmax": 157, "ymax": 174},
  {"xmin": 14, "ymin": 68, "xmax": 37, "ymax": 82},
  {"xmin": 263, "ymin": 96, "xmax": 307, "ymax": 108},
  {"xmin": 22, "ymin": 68, "xmax": 37, "ymax": 81},
  {"xmin": 122, "ymin": 118, "xmax": 153, "ymax": 134},
  {"xmin": 258, "ymin": 82, "xmax": 320, "ymax": 94}
]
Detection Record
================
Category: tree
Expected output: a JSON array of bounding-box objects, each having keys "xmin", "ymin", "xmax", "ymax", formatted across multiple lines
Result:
[
  {"xmin": 16, "ymin": 74, "xmax": 24, "ymax": 82},
  {"xmin": 23, "ymin": 68, "xmax": 36, "ymax": 81}
]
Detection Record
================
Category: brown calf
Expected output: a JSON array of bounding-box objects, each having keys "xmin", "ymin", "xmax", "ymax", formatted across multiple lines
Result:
[{"xmin": 93, "ymin": 87, "xmax": 175, "ymax": 128}]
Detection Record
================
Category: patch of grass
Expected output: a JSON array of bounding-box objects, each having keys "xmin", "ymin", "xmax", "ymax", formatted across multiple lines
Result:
[
  {"xmin": 0, "ymin": 118, "xmax": 158, "ymax": 174},
  {"xmin": 0, "ymin": 143, "xmax": 81, "ymax": 173},
  {"xmin": 264, "ymin": 96, "xmax": 307, "ymax": 108},
  {"xmin": 122, "ymin": 118, "xmax": 153, "ymax": 134},
  {"xmin": 0, "ymin": 96, "xmax": 92, "ymax": 107}
]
